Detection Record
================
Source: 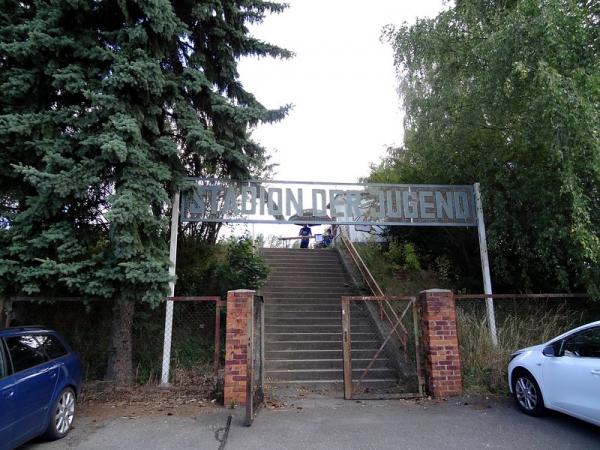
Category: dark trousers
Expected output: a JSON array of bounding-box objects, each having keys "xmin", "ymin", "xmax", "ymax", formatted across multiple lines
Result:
[{"xmin": 300, "ymin": 239, "xmax": 309, "ymax": 248}]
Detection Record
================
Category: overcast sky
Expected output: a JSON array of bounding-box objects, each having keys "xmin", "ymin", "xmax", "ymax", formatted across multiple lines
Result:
[
  {"xmin": 230, "ymin": 1, "xmax": 447, "ymax": 239},
  {"xmin": 238, "ymin": 0, "xmax": 447, "ymax": 184}
]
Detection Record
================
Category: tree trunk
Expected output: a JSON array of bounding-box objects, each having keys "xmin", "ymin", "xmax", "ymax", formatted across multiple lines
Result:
[
  {"xmin": 0, "ymin": 298, "xmax": 5, "ymax": 329},
  {"xmin": 106, "ymin": 300, "xmax": 135, "ymax": 386}
]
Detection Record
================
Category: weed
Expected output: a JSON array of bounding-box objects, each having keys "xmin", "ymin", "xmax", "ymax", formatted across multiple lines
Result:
[{"xmin": 456, "ymin": 302, "xmax": 585, "ymax": 394}]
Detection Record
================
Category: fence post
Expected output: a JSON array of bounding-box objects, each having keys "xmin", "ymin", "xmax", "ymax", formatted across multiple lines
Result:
[
  {"xmin": 341, "ymin": 297, "xmax": 353, "ymax": 400},
  {"xmin": 224, "ymin": 289, "xmax": 255, "ymax": 407},
  {"xmin": 213, "ymin": 300, "xmax": 222, "ymax": 378},
  {"xmin": 474, "ymin": 183, "xmax": 498, "ymax": 346},
  {"xmin": 160, "ymin": 191, "xmax": 180, "ymax": 386}
]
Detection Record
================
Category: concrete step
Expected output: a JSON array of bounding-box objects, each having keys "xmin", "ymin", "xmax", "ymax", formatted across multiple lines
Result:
[
  {"xmin": 266, "ymin": 324, "xmax": 373, "ymax": 333},
  {"xmin": 265, "ymin": 272, "xmax": 352, "ymax": 285},
  {"xmin": 260, "ymin": 248, "xmax": 335, "ymax": 253},
  {"xmin": 264, "ymin": 305, "xmax": 342, "ymax": 314},
  {"xmin": 260, "ymin": 286, "xmax": 357, "ymax": 299},
  {"xmin": 263, "ymin": 257, "xmax": 341, "ymax": 265},
  {"xmin": 266, "ymin": 358, "xmax": 390, "ymax": 371},
  {"xmin": 262, "ymin": 250, "xmax": 340, "ymax": 258},
  {"xmin": 264, "ymin": 261, "xmax": 343, "ymax": 269},
  {"xmin": 263, "ymin": 294, "xmax": 344, "ymax": 306},
  {"xmin": 264, "ymin": 254, "xmax": 342, "ymax": 261},
  {"xmin": 263, "ymin": 284, "xmax": 355, "ymax": 292},
  {"xmin": 266, "ymin": 367, "xmax": 397, "ymax": 382},
  {"xmin": 267, "ymin": 266, "xmax": 347, "ymax": 279},
  {"xmin": 266, "ymin": 379, "xmax": 401, "ymax": 389},
  {"xmin": 266, "ymin": 340, "xmax": 378, "ymax": 351},
  {"xmin": 264, "ymin": 278, "xmax": 350, "ymax": 287},
  {"xmin": 264, "ymin": 317, "xmax": 367, "ymax": 325},
  {"xmin": 266, "ymin": 349, "xmax": 381, "ymax": 360},
  {"xmin": 266, "ymin": 332, "xmax": 376, "ymax": 342}
]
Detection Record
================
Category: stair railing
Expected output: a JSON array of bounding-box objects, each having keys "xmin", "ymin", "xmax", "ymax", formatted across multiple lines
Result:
[{"xmin": 335, "ymin": 227, "xmax": 411, "ymax": 356}]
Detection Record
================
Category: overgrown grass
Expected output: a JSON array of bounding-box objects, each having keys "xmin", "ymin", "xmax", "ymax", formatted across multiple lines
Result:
[{"xmin": 457, "ymin": 302, "xmax": 586, "ymax": 394}]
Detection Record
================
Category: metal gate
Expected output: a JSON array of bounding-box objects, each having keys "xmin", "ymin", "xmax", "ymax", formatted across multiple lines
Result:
[
  {"xmin": 341, "ymin": 296, "xmax": 424, "ymax": 400},
  {"xmin": 245, "ymin": 295, "xmax": 264, "ymax": 426}
]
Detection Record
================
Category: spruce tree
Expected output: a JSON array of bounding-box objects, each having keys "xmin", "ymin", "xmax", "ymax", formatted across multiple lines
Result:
[{"xmin": 0, "ymin": 0, "xmax": 290, "ymax": 384}]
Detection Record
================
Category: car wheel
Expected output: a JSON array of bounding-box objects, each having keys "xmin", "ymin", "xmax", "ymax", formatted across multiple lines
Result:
[
  {"xmin": 512, "ymin": 370, "xmax": 546, "ymax": 416},
  {"xmin": 44, "ymin": 387, "xmax": 76, "ymax": 440}
]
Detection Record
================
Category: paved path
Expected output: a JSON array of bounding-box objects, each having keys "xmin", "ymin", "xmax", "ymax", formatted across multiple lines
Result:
[{"xmin": 22, "ymin": 395, "xmax": 599, "ymax": 450}]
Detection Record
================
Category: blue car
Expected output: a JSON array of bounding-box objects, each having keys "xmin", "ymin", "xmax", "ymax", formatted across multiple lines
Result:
[{"xmin": 0, "ymin": 326, "xmax": 81, "ymax": 450}]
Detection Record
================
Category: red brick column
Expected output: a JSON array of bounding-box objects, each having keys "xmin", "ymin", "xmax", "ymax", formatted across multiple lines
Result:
[
  {"xmin": 419, "ymin": 289, "xmax": 463, "ymax": 397},
  {"xmin": 224, "ymin": 289, "xmax": 255, "ymax": 406}
]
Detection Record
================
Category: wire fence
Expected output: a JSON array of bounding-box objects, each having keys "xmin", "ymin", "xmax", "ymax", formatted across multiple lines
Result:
[
  {"xmin": 454, "ymin": 293, "xmax": 598, "ymax": 393},
  {"xmin": 2, "ymin": 297, "xmax": 225, "ymax": 390}
]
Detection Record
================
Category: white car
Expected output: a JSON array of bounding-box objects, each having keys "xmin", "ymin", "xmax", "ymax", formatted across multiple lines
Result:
[{"xmin": 508, "ymin": 320, "xmax": 600, "ymax": 426}]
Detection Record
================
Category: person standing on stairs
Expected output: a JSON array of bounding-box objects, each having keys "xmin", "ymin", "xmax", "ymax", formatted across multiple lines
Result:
[{"xmin": 299, "ymin": 224, "xmax": 312, "ymax": 248}]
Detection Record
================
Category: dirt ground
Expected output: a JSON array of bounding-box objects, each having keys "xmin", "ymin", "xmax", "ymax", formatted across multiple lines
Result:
[{"xmin": 77, "ymin": 381, "xmax": 223, "ymax": 420}]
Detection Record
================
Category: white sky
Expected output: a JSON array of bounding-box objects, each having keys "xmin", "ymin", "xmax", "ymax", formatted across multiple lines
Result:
[
  {"xmin": 238, "ymin": 0, "xmax": 447, "ymax": 183},
  {"xmin": 228, "ymin": 0, "xmax": 447, "ymax": 240}
]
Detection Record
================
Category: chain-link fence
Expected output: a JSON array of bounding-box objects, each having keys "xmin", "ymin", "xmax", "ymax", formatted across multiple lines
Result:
[
  {"xmin": 2, "ymin": 297, "xmax": 225, "ymax": 393},
  {"xmin": 455, "ymin": 294, "xmax": 597, "ymax": 393}
]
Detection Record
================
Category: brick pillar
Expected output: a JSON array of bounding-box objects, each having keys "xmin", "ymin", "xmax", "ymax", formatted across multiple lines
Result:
[
  {"xmin": 224, "ymin": 289, "xmax": 255, "ymax": 406},
  {"xmin": 419, "ymin": 289, "xmax": 463, "ymax": 398}
]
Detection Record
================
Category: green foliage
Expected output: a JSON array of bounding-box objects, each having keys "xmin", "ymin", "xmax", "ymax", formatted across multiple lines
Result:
[
  {"xmin": 0, "ymin": 1, "xmax": 290, "ymax": 304},
  {"xmin": 385, "ymin": 241, "xmax": 421, "ymax": 272},
  {"xmin": 355, "ymin": 240, "xmax": 439, "ymax": 296},
  {"xmin": 174, "ymin": 235, "xmax": 269, "ymax": 299},
  {"xmin": 214, "ymin": 237, "xmax": 270, "ymax": 297},
  {"xmin": 374, "ymin": 0, "xmax": 600, "ymax": 296}
]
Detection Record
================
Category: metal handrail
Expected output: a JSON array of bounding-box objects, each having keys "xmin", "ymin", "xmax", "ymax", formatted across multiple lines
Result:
[{"xmin": 336, "ymin": 227, "xmax": 411, "ymax": 348}]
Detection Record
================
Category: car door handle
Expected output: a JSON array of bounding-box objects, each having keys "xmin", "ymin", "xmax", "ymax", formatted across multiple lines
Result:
[
  {"xmin": 591, "ymin": 370, "xmax": 600, "ymax": 375},
  {"xmin": 2, "ymin": 389, "xmax": 15, "ymax": 399},
  {"xmin": 50, "ymin": 372, "xmax": 57, "ymax": 379}
]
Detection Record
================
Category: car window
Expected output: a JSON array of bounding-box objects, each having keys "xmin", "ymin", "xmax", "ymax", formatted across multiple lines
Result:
[
  {"xmin": 6, "ymin": 335, "xmax": 48, "ymax": 372},
  {"xmin": 35, "ymin": 334, "xmax": 68, "ymax": 359},
  {"xmin": 562, "ymin": 327, "xmax": 600, "ymax": 358},
  {"xmin": 0, "ymin": 341, "xmax": 7, "ymax": 379}
]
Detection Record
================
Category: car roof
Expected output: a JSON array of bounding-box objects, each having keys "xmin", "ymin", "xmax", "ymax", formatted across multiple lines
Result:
[
  {"xmin": 547, "ymin": 320, "xmax": 600, "ymax": 344},
  {"xmin": 0, "ymin": 326, "xmax": 55, "ymax": 337}
]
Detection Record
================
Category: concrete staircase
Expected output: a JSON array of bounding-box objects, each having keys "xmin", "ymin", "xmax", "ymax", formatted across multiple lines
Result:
[{"xmin": 260, "ymin": 248, "xmax": 397, "ymax": 389}]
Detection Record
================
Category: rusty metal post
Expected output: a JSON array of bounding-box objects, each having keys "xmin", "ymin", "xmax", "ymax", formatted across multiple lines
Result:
[
  {"xmin": 213, "ymin": 300, "xmax": 222, "ymax": 377},
  {"xmin": 245, "ymin": 296, "xmax": 254, "ymax": 426},
  {"xmin": 412, "ymin": 299, "xmax": 425, "ymax": 397},
  {"xmin": 341, "ymin": 296, "xmax": 353, "ymax": 400}
]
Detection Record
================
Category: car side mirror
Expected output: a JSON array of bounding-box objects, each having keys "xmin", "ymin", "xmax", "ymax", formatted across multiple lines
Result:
[{"xmin": 542, "ymin": 345, "xmax": 559, "ymax": 357}]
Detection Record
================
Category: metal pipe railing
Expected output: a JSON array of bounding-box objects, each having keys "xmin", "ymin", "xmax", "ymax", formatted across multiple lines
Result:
[{"xmin": 335, "ymin": 227, "xmax": 411, "ymax": 352}]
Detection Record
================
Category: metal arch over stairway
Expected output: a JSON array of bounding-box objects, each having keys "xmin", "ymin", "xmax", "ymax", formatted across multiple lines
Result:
[{"xmin": 260, "ymin": 248, "xmax": 399, "ymax": 390}]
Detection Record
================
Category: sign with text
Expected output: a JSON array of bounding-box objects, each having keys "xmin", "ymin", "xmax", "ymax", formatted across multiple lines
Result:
[{"xmin": 180, "ymin": 179, "xmax": 477, "ymax": 227}]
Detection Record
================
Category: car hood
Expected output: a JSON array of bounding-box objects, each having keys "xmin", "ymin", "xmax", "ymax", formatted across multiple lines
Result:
[{"xmin": 513, "ymin": 343, "xmax": 544, "ymax": 354}]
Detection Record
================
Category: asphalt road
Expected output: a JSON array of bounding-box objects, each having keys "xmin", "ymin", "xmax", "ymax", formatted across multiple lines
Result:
[{"xmin": 22, "ymin": 395, "xmax": 599, "ymax": 450}]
